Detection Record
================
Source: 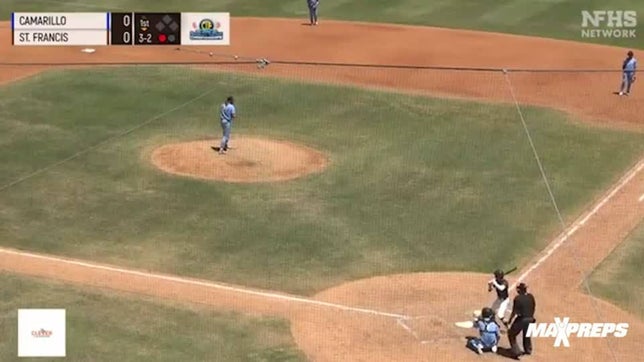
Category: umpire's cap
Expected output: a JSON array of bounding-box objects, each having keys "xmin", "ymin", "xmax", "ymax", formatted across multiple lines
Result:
[{"xmin": 517, "ymin": 282, "xmax": 528, "ymax": 293}]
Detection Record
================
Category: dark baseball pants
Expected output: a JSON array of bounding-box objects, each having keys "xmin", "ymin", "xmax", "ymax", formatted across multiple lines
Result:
[
  {"xmin": 308, "ymin": 5, "xmax": 318, "ymax": 24},
  {"xmin": 508, "ymin": 317, "xmax": 535, "ymax": 356}
]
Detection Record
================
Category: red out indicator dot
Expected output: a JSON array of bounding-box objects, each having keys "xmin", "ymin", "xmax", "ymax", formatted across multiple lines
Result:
[{"xmin": 159, "ymin": 34, "xmax": 167, "ymax": 43}]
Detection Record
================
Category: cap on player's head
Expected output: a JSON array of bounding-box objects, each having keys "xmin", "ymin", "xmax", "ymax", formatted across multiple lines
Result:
[
  {"xmin": 627, "ymin": 50, "xmax": 634, "ymax": 57},
  {"xmin": 227, "ymin": 96, "xmax": 234, "ymax": 104},
  {"xmin": 517, "ymin": 282, "xmax": 528, "ymax": 294}
]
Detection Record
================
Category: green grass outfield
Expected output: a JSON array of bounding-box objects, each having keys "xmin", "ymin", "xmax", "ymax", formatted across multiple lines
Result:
[
  {"xmin": 0, "ymin": 66, "xmax": 642, "ymax": 294},
  {"xmin": 1, "ymin": 0, "xmax": 642, "ymax": 47},
  {"xmin": 589, "ymin": 222, "xmax": 644, "ymax": 318},
  {"xmin": 0, "ymin": 273, "xmax": 303, "ymax": 362}
]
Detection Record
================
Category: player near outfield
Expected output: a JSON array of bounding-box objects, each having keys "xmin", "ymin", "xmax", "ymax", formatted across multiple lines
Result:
[
  {"xmin": 619, "ymin": 50, "xmax": 637, "ymax": 96},
  {"xmin": 307, "ymin": 0, "xmax": 320, "ymax": 25}
]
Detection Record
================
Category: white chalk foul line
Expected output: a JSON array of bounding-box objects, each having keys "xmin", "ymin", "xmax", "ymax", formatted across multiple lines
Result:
[
  {"xmin": 0, "ymin": 247, "xmax": 409, "ymax": 320},
  {"xmin": 0, "ymin": 156, "xmax": 639, "ymax": 339},
  {"xmin": 396, "ymin": 318, "xmax": 420, "ymax": 340},
  {"xmin": 639, "ymin": 193, "xmax": 644, "ymax": 203},
  {"xmin": 511, "ymin": 158, "xmax": 644, "ymax": 288}
]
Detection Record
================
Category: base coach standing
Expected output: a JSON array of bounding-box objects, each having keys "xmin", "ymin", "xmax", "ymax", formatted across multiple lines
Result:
[{"xmin": 507, "ymin": 282, "xmax": 536, "ymax": 360}]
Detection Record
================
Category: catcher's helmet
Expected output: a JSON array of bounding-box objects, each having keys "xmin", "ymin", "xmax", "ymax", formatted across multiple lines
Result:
[
  {"xmin": 481, "ymin": 307, "xmax": 494, "ymax": 319},
  {"xmin": 494, "ymin": 269, "xmax": 504, "ymax": 278}
]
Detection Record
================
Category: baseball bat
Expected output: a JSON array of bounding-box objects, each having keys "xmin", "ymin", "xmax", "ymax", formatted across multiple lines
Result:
[{"xmin": 504, "ymin": 266, "xmax": 517, "ymax": 275}]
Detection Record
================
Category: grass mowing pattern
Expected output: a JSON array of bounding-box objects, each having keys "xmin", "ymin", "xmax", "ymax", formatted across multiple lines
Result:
[
  {"xmin": 0, "ymin": 273, "xmax": 304, "ymax": 362},
  {"xmin": 0, "ymin": 66, "xmax": 642, "ymax": 294},
  {"xmin": 589, "ymin": 223, "xmax": 644, "ymax": 319}
]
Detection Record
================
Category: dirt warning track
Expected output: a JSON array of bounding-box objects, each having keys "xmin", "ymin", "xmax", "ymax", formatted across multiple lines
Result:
[{"xmin": 1, "ymin": 17, "xmax": 643, "ymax": 361}]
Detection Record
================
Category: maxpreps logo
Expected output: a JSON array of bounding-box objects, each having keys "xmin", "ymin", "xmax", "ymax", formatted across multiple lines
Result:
[
  {"xmin": 189, "ymin": 18, "xmax": 224, "ymax": 41},
  {"xmin": 581, "ymin": 10, "xmax": 637, "ymax": 38},
  {"xmin": 526, "ymin": 317, "xmax": 629, "ymax": 347}
]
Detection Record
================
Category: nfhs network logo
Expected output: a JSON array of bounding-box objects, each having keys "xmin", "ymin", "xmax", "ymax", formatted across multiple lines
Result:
[{"xmin": 581, "ymin": 10, "xmax": 637, "ymax": 38}]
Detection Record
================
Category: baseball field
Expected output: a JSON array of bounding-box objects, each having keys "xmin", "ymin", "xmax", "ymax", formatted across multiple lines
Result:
[{"xmin": 0, "ymin": 1, "xmax": 643, "ymax": 361}]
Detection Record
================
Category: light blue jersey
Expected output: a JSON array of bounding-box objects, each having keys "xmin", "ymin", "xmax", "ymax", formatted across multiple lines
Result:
[
  {"xmin": 218, "ymin": 100, "xmax": 236, "ymax": 153},
  {"xmin": 620, "ymin": 55, "xmax": 637, "ymax": 95},
  {"xmin": 624, "ymin": 57, "xmax": 637, "ymax": 73},
  {"xmin": 476, "ymin": 319, "xmax": 500, "ymax": 348},
  {"xmin": 220, "ymin": 103, "xmax": 236, "ymax": 122}
]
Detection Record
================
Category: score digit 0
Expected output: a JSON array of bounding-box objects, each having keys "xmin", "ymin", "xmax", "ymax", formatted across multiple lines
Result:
[
  {"xmin": 110, "ymin": 12, "xmax": 134, "ymax": 45},
  {"xmin": 121, "ymin": 14, "xmax": 131, "ymax": 44}
]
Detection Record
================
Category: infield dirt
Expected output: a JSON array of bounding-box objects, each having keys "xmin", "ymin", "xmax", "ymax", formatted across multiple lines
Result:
[
  {"xmin": 0, "ymin": 17, "xmax": 643, "ymax": 361},
  {"xmin": 150, "ymin": 137, "xmax": 328, "ymax": 183}
]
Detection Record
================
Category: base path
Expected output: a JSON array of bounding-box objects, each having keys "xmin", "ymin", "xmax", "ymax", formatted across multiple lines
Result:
[
  {"xmin": 1, "ymin": 18, "xmax": 642, "ymax": 130},
  {"xmin": 1, "ymin": 18, "xmax": 643, "ymax": 361}
]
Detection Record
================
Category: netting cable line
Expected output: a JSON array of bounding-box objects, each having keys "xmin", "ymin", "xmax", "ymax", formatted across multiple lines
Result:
[
  {"xmin": 268, "ymin": 60, "xmax": 625, "ymax": 73},
  {"xmin": 0, "ymin": 86, "xmax": 221, "ymax": 193},
  {"xmin": 141, "ymin": 48, "xmax": 628, "ymax": 72},
  {"xmin": 0, "ymin": 58, "xmax": 627, "ymax": 73},
  {"xmin": 502, "ymin": 71, "xmax": 619, "ymax": 362},
  {"xmin": 0, "ymin": 60, "xmax": 261, "ymax": 66}
]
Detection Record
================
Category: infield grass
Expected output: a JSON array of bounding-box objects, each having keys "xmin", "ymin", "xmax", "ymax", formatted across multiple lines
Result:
[
  {"xmin": 589, "ymin": 222, "xmax": 644, "ymax": 318},
  {"xmin": 1, "ymin": 0, "xmax": 642, "ymax": 47},
  {"xmin": 0, "ymin": 273, "xmax": 303, "ymax": 362},
  {"xmin": 0, "ymin": 66, "xmax": 642, "ymax": 294}
]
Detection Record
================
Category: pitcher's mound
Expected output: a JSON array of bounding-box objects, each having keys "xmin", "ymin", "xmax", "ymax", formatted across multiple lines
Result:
[{"xmin": 150, "ymin": 137, "xmax": 328, "ymax": 183}]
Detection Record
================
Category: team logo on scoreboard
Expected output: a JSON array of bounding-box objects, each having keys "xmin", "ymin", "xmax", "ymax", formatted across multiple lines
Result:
[{"xmin": 189, "ymin": 18, "xmax": 224, "ymax": 40}]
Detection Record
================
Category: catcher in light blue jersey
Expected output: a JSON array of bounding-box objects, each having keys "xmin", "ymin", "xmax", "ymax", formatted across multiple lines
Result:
[{"xmin": 467, "ymin": 307, "xmax": 501, "ymax": 355}]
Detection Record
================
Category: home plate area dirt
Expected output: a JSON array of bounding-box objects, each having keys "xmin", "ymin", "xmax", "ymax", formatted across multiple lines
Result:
[
  {"xmin": 1, "ymin": 17, "xmax": 643, "ymax": 362},
  {"xmin": 293, "ymin": 272, "xmax": 644, "ymax": 361}
]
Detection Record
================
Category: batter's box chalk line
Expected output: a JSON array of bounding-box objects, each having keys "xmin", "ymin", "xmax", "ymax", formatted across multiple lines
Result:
[{"xmin": 396, "ymin": 312, "xmax": 463, "ymax": 345}]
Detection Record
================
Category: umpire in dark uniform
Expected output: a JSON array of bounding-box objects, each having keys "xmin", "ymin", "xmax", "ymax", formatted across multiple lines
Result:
[{"xmin": 507, "ymin": 282, "xmax": 536, "ymax": 360}]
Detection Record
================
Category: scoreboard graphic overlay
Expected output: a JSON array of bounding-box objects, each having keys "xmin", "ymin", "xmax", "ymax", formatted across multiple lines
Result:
[{"xmin": 11, "ymin": 12, "xmax": 230, "ymax": 46}]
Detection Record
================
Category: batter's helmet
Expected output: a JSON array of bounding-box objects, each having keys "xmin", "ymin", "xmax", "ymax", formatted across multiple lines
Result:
[{"xmin": 494, "ymin": 269, "xmax": 504, "ymax": 278}]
